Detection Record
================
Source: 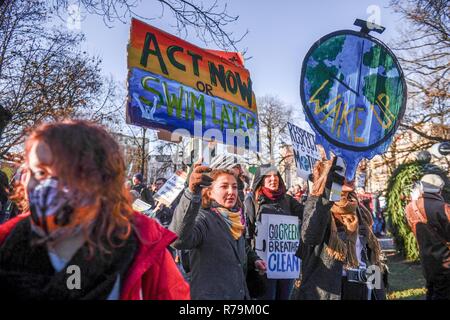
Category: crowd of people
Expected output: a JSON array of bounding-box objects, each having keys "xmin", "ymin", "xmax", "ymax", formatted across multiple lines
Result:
[{"xmin": 0, "ymin": 120, "xmax": 448, "ymax": 300}]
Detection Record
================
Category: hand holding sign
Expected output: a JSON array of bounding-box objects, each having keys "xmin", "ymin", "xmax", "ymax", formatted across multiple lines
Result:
[
  {"xmin": 255, "ymin": 260, "xmax": 267, "ymax": 275},
  {"xmin": 154, "ymin": 200, "xmax": 164, "ymax": 211},
  {"xmin": 309, "ymin": 153, "xmax": 345, "ymax": 200},
  {"xmin": 153, "ymin": 171, "xmax": 187, "ymax": 206},
  {"xmin": 188, "ymin": 158, "xmax": 213, "ymax": 194}
]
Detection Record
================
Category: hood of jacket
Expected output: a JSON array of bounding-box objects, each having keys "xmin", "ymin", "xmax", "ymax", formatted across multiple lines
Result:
[{"xmin": 251, "ymin": 164, "xmax": 286, "ymax": 192}]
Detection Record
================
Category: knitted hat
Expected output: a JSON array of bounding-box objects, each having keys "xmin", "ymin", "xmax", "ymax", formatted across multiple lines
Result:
[
  {"xmin": 420, "ymin": 174, "xmax": 444, "ymax": 194},
  {"xmin": 133, "ymin": 173, "xmax": 144, "ymax": 183}
]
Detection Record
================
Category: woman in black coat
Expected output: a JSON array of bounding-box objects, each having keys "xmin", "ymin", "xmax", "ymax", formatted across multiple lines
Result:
[
  {"xmin": 291, "ymin": 156, "xmax": 386, "ymax": 300},
  {"xmin": 170, "ymin": 164, "xmax": 267, "ymax": 300},
  {"xmin": 244, "ymin": 164, "xmax": 304, "ymax": 300}
]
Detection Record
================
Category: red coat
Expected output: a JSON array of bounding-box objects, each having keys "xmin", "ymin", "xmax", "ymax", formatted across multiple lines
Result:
[{"xmin": 0, "ymin": 212, "xmax": 190, "ymax": 300}]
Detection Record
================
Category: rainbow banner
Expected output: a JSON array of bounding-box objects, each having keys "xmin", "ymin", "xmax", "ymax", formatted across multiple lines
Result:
[{"xmin": 127, "ymin": 18, "xmax": 259, "ymax": 151}]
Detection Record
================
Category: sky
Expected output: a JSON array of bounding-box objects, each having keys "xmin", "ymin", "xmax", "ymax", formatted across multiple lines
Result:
[{"xmin": 63, "ymin": 0, "xmax": 405, "ymax": 120}]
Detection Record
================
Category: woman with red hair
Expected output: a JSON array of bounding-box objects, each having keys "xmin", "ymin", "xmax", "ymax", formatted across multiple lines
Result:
[
  {"xmin": 170, "ymin": 164, "xmax": 266, "ymax": 299},
  {"xmin": 0, "ymin": 120, "xmax": 190, "ymax": 300}
]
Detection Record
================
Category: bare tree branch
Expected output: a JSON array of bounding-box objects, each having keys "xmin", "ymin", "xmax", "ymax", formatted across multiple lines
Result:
[{"xmin": 49, "ymin": 0, "xmax": 248, "ymax": 55}]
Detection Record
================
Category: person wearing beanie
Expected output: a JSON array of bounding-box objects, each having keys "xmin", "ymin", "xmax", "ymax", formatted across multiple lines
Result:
[
  {"xmin": 131, "ymin": 173, "xmax": 154, "ymax": 207},
  {"xmin": 405, "ymin": 174, "xmax": 450, "ymax": 300},
  {"xmin": 245, "ymin": 163, "xmax": 304, "ymax": 300}
]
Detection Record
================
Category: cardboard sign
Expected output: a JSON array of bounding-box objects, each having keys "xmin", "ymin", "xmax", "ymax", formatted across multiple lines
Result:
[
  {"xmin": 255, "ymin": 214, "xmax": 301, "ymax": 279},
  {"xmin": 300, "ymin": 30, "xmax": 406, "ymax": 179},
  {"xmin": 153, "ymin": 171, "xmax": 187, "ymax": 206},
  {"xmin": 132, "ymin": 198, "xmax": 153, "ymax": 212},
  {"xmin": 287, "ymin": 122, "xmax": 320, "ymax": 180},
  {"xmin": 127, "ymin": 18, "xmax": 259, "ymax": 151}
]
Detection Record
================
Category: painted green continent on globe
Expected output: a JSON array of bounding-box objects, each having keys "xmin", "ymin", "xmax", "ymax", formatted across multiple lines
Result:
[
  {"xmin": 305, "ymin": 35, "xmax": 346, "ymax": 105},
  {"xmin": 361, "ymin": 43, "xmax": 402, "ymax": 125}
]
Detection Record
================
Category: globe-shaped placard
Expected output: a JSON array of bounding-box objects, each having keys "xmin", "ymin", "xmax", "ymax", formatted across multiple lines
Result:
[{"xmin": 300, "ymin": 30, "xmax": 406, "ymax": 152}]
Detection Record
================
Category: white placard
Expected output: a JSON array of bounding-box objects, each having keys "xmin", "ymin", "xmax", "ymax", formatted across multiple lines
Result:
[
  {"xmin": 255, "ymin": 214, "xmax": 301, "ymax": 279},
  {"xmin": 329, "ymin": 156, "xmax": 346, "ymax": 202},
  {"xmin": 132, "ymin": 199, "xmax": 153, "ymax": 212},
  {"xmin": 153, "ymin": 171, "xmax": 187, "ymax": 206},
  {"xmin": 287, "ymin": 122, "xmax": 320, "ymax": 180}
]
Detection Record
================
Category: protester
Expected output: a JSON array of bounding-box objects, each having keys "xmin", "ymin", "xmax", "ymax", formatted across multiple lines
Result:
[
  {"xmin": 372, "ymin": 191, "xmax": 384, "ymax": 237},
  {"xmin": 405, "ymin": 174, "xmax": 450, "ymax": 300},
  {"xmin": 245, "ymin": 164, "xmax": 304, "ymax": 300},
  {"xmin": 209, "ymin": 154, "xmax": 250, "ymax": 203},
  {"xmin": 0, "ymin": 120, "xmax": 189, "ymax": 300},
  {"xmin": 293, "ymin": 184, "xmax": 304, "ymax": 202},
  {"xmin": 291, "ymin": 156, "xmax": 386, "ymax": 300},
  {"xmin": 131, "ymin": 172, "xmax": 154, "ymax": 207},
  {"xmin": 0, "ymin": 171, "xmax": 10, "ymax": 224},
  {"xmin": 0, "ymin": 169, "xmax": 21, "ymax": 224},
  {"xmin": 170, "ymin": 163, "xmax": 266, "ymax": 299},
  {"xmin": 152, "ymin": 178, "xmax": 174, "ymax": 229},
  {"xmin": 232, "ymin": 164, "xmax": 250, "ymax": 203},
  {"xmin": 154, "ymin": 177, "xmax": 166, "ymax": 192}
]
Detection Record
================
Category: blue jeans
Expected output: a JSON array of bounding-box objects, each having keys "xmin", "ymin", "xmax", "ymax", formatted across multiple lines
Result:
[
  {"xmin": 260, "ymin": 279, "xmax": 294, "ymax": 300},
  {"xmin": 373, "ymin": 217, "xmax": 383, "ymax": 235}
]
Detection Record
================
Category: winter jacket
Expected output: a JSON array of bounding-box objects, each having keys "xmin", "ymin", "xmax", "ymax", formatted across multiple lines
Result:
[
  {"xmin": 0, "ymin": 212, "xmax": 190, "ymax": 300},
  {"xmin": 132, "ymin": 183, "xmax": 155, "ymax": 207},
  {"xmin": 154, "ymin": 205, "xmax": 175, "ymax": 229},
  {"xmin": 291, "ymin": 195, "xmax": 386, "ymax": 300},
  {"xmin": 405, "ymin": 192, "xmax": 450, "ymax": 282},
  {"xmin": 169, "ymin": 189, "xmax": 260, "ymax": 300},
  {"xmin": 245, "ymin": 164, "xmax": 304, "ymax": 241},
  {"xmin": 0, "ymin": 199, "xmax": 19, "ymax": 224}
]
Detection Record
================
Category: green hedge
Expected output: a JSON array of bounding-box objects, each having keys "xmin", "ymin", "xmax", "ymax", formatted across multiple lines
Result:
[{"xmin": 386, "ymin": 161, "xmax": 450, "ymax": 261}]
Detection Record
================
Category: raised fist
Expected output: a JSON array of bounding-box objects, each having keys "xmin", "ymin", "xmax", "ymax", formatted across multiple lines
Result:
[{"xmin": 188, "ymin": 164, "xmax": 213, "ymax": 194}]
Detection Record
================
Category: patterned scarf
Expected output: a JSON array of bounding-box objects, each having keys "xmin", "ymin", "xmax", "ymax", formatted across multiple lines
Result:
[
  {"xmin": 261, "ymin": 185, "xmax": 286, "ymax": 201},
  {"xmin": 0, "ymin": 218, "xmax": 137, "ymax": 300},
  {"xmin": 327, "ymin": 192, "xmax": 381, "ymax": 269},
  {"xmin": 211, "ymin": 202, "xmax": 245, "ymax": 240}
]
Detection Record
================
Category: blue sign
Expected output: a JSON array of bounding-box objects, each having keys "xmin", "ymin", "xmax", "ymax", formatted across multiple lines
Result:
[
  {"xmin": 127, "ymin": 68, "xmax": 259, "ymax": 151},
  {"xmin": 300, "ymin": 30, "xmax": 406, "ymax": 179}
]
